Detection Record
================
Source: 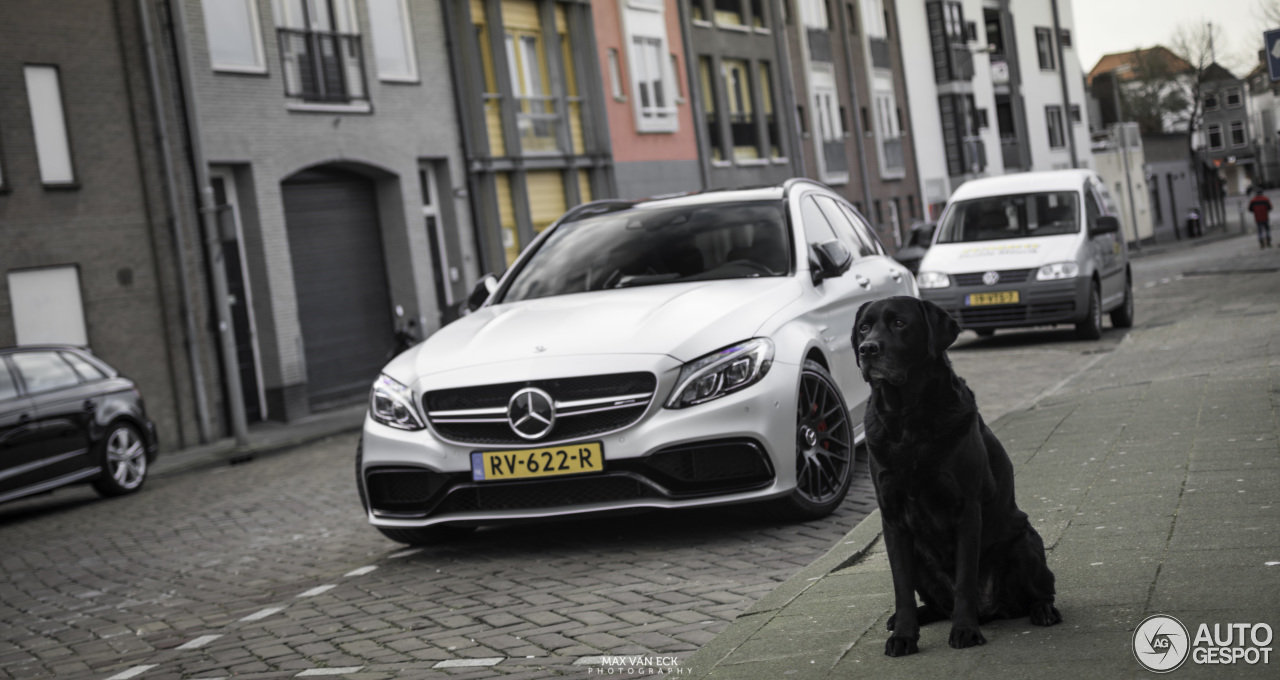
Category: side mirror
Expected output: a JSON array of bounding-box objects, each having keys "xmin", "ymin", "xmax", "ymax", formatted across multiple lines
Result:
[
  {"xmin": 810, "ymin": 240, "xmax": 852, "ymax": 284},
  {"xmin": 1093, "ymin": 215, "xmax": 1121, "ymax": 236},
  {"xmin": 463, "ymin": 274, "xmax": 499, "ymax": 314}
]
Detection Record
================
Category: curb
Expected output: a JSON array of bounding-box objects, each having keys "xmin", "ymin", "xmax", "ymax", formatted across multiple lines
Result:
[
  {"xmin": 150, "ymin": 415, "xmax": 365, "ymax": 479},
  {"xmin": 1127, "ymin": 228, "xmax": 1244, "ymax": 259}
]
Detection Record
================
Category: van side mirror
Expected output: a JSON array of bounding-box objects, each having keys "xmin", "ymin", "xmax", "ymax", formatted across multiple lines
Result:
[
  {"xmin": 810, "ymin": 240, "xmax": 852, "ymax": 284},
  {"xmin": 1093, "ymin": 215, "xmax": 1121, "ymax": 236},
  {"xmin": 463, "ymin": 274, "xmax": 499, "ymax": 314}
]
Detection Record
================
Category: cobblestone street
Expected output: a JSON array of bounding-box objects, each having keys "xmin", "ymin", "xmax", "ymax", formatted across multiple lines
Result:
[{"xmin": 0, "ymin": 235, "xmax": 1266, "ymax": 680}]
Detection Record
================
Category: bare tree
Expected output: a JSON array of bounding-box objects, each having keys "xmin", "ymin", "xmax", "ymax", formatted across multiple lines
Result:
[
  {"xmin": 1169, "ymin": 23, "xmax": 1218, "ymax": 148},
  {"xmin": 1113, "ymin": 48, "xmax": 1191, "ymax": 135},
  {"xmin": 1257, "ymin": 0, "xmax": 1280, "ymax": 26}
]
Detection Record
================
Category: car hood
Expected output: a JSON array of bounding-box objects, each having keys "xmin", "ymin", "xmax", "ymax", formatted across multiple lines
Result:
[
  {"xmin": 388, "ymin": 278, "xmax": 803, "ymax": 380},
  {"xmin": 918, "ymin": 234, "xmax": 1081, "ymax": 274}
]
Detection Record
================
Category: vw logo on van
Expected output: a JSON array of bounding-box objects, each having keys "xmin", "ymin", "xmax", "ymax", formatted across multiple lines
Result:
[{"xmin": 982, "ymin": 271, "xmax": 1000, "ymax": 286}]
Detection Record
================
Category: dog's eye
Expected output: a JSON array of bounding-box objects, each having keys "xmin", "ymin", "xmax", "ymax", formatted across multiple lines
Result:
[
  {"xmin": 893, "ymin": 319, "xmax": 906, "ymax": 329},
  {"xmin": 858, "ymin": 324, "xmax": 870, "ymax": 334}
]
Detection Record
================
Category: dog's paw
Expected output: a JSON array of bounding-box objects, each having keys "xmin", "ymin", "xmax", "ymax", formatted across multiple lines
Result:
[
  {"xmin": 948, "ymin": 625, "xmax": 986, "ymax": 649},
  {"xmin": 884, "ymin": 634, "xmax": 920, "ymax": 657},
  {"xmin": 1030, "ymin": 602, "xmax": 1063, "ymax": 626}
]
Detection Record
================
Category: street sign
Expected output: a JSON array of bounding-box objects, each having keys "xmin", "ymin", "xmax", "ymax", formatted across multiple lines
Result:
[{"xmin": 1267, "ymin": 28, "xmax": 1280, "ymax": 81}]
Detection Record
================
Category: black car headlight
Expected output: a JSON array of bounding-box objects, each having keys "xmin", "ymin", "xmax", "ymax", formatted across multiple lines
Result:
[
  {"xmin": 666, "ymin": 338, "xmax": 774, "ymax": 409},
  {"xmin": 370, "ymin": 374, "xmax": 425, "ymax": 430}
]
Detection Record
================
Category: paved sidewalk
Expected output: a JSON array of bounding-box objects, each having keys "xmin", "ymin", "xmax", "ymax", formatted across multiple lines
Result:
[{"xmin": 687, "ymin": 244, "xmax": 1280, "ymax": 677}]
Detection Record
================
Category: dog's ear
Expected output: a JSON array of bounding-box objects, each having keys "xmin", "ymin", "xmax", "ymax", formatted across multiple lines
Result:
[
  {"xmin": 919, "ymin": 298, "xmax": 960, "ymax": 359},
  {"xmin": 852, "ymin": 300, "xmax": 875, "ymax": 368}
]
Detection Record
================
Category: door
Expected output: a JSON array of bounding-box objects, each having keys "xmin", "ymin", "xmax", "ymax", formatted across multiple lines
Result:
[
  {"xmin": 797, "ymin": 193, "xmax": 880, "ymax": 419},
  {"xmin": 7, "ymin": 351, "xmax": 96, "ymax": 487},
  {"xmin": 0, "ymin": 359, "xmax": 42, "ymax": 499},
  {"xmin": 283, "ymin": 167, "xmax": 396, "ymax": 407},
  {"xmin": 1085, "ymin": 182, "xmax": 1124, "ymax": 306},
  {"xmin": 211, "ymin": 170, "xmax": 266, "ymax": 422}
]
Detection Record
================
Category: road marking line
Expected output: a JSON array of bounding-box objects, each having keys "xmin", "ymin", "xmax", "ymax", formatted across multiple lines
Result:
[
  {"xmin": 176, "ymin": 634, "xmax": 222, "ymax": 649},
  {"xmin": 388, "ymin": 548, "xmax": 422, "ymax": 559},
  {"xmin": 433, "ymin": 658, "xmax": 504, "ymax": 668},
  {"xmin": 297, "ymin": 585, "xmax": 336, "ymax": 597},
  {"xmin": 240, "ymin": 607, "xmax": 284, "ymax": 621},
  {"xmin": 106, "ymin": 666, "xmax": 158, "ymax": 680},
  {"xmin": 297, "ymin": 668, "xmax": 364, "ymax": 676},
  {"xmin": 574, "ymin": 657, "xmax": 605, "ymax": 666},
  {"xmin": 344, "ymin": 566, "xmax": 377, "ymax": 577}
]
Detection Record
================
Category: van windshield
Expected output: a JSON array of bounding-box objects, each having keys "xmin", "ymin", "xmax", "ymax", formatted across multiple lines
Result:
[{"xmin": 936, "ymin": 192, "xmax": 1079, "ymax": 243}]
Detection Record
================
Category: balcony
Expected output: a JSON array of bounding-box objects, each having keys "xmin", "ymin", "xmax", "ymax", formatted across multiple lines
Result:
[
  {"xmin": 823, "ymin": 140, "xmax": 848, "ymax": 175},
  {"xmin": 881, "ymin": 136, "xmax": 904, "ymax": 172},
  {"xmin": 278, "ymin": 29, "xmax": 368, "ymax": 104},
  {"xmin": 808, "ymin": 29, "xmax": 833, "ymax": 63},
  {"xmin": 515, "ymin": 95, "xmax": 561, "ymax": 154},
  {"xmin": 869, "ymin": 37, "xmax": 892, "ymax": 70}
]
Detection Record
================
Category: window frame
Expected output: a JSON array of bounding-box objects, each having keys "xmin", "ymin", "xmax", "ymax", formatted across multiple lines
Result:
[
  {"xmin": 1230, "ymin": 120, "xmax": 1247, "ymax": 148},
  {"xmin": 23, "ymin": 64, "xmax": 78, "ymax": 189},
  {"xmin": 1045, "ymin": 105, "xmax": 1065, "ymax": 149},
  {"xmin": 201, "ymin": 0, "xmax": 269, "ymax": 74},
  {"xmin": 9, "ymin": 351, "xmax": 83, "ymax": 396},
  {"xmin": 1206, "ymin": 122, "xmax": 1224, "ymax": 151},
  {"xmin": 1035, "ymin": 27, "xmax": 1055, "ymax": 71},
  {"xmin": 622, "ymin": 0, "xmax": 679, "ymax": 133},
  {"xmin": 367, "ymin": 0, "xmax": 419, "ymax": 83},
  {"xmin": 1225, "ymin": 87, "xmax": 1243, "ymax": 108}
]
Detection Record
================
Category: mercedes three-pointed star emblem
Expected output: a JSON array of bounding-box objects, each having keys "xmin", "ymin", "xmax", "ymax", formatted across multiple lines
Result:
[{"xmin": 507, "ymin": 387, "xmax": 556, "ymax": 440}]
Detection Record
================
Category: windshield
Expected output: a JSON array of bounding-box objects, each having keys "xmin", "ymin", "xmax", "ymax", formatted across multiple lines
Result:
[
  {"xmin": 937, "ymin": 191, "xmax": 1079, "ymax": 243},
  {"xmin": 500, "ymin": 200, "xmax": 791, "ymax": 303}
]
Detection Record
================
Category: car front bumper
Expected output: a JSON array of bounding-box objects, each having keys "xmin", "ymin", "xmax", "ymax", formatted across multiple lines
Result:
[
  {"xmin": 359, "ymin": 354, "xmax": 804, "ymax": 528},
  {"xmin": 920, "ymin": 276, "xmax": 1090, "ymax": 329}
]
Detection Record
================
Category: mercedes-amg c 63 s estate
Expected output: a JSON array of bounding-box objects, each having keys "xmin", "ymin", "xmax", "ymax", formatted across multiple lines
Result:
[{"xmin": 358, "ymin": 180, "xmax": 916, "ymax": 544}]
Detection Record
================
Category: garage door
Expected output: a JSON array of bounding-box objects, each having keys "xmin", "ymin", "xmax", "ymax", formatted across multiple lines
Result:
[{"xmin": 282, "ymin": 167, "xmax": 395, "ymax": 407}]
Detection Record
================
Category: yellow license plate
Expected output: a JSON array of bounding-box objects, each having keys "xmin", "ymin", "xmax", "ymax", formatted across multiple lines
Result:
[
  {"xmin": 470, "ymin": 442, "xmax": 604, "ymax": 482},
  {"xmin": 966, "ymin": 291, "xmax": 1020, "ymax": 306}
]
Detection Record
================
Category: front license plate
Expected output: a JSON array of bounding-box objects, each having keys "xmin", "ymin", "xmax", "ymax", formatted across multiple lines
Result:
[
  {"xmin": 471, "ymin": 442, "xmax": 604, "ymax": 482},
  {"xmin": 966, "ymin": 291, "xmax": 1020, "ymax": 306}
]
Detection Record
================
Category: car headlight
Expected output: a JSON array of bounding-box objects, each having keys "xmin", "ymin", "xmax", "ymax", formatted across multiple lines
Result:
[
  {"xmin": 370, "ymin": 374, "xmax": 425, "ymax": 430},
  {"xmin": 917, "ymin": 271, "xmax": 951, "ymax": 289},
  {"xmin": 1036, "ymin": 262, "xmax": 1080, "ymax": 280},
  {"xmin": 666, "ymin": 338, "xmax": 774, "ymax": 409}
]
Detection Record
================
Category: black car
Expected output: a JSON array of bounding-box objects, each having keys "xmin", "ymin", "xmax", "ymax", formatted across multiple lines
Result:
[{"xmin": 0, "ymin": 346, "xmax": 158, "ymax": 505}]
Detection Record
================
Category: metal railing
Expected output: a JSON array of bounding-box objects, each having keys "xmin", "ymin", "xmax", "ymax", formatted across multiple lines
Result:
[
  {"xmin": 807, "ymin": 29, "xmax": 833, "ymax": 63},
  {"xmin": 514, "ymin": 94, "xmax": 561, "ymax": 153},
  {"xmin": 278, "ymin": 29, "xmax": 368, "ymax": 103},
  {"xmin": 823, "ymin": 140, "xmax": 848, "ymax": 174},
  {"xmin": 869, "ymin": 38, "xmax": 892, "ymax": 70}
]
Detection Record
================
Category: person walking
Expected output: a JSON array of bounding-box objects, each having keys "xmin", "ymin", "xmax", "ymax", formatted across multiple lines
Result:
[{"xmin": 1249, "ymin": 188, "xmax": 1273, "ymax": 249}]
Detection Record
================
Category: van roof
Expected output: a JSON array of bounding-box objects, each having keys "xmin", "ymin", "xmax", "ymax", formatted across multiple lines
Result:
[{"xmin": 950, "ymin": 170, "xmax": 1093, "ymax": 202}]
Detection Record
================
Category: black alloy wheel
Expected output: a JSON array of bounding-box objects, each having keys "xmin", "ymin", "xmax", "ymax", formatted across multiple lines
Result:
[{"xmin": 773, "ymin": 360, "xmax": 855, "ymax": 520}]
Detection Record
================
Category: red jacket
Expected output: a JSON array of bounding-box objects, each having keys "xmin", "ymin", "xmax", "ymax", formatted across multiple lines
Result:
[{"xmin": 1250, "ymin": 195, "xmax": 1272, "ymax": 222}]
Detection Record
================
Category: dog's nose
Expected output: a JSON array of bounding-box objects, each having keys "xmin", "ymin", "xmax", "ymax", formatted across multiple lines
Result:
[{"xmin": 858, "ymin": 341, "xmax": 880, "ymax": 357}]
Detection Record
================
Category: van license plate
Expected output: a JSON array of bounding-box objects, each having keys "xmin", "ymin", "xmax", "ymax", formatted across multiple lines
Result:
[
  {"xmin": 966, "ymin": 291, "xmax": 1020, "ymax": 306},
  {"xmin": 471, "ymin": 442, "xmax": 604, "ymax": 481}
]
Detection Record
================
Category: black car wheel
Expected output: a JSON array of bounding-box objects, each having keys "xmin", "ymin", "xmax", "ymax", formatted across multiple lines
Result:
[
  {"xmin": 92, "ymin": 422, "xmax": 148, "ymax": 497},
  {"xmin": 1110, "ymin": 271, "xmax": 1135, "ymax": 328},
  {"xmin": 1076, "ymin": 283, "xmax": 1103, "ymax": 340},
  {"xmin": 773, "ymin": 360, "xmax": 855, "ymax": 520}
]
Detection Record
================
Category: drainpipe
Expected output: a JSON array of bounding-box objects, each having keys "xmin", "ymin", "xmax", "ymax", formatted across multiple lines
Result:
[
  {"xmin": 136, "ymin": 0, "xmax": 211, "ymax": 444},
  {"xmin": 675, "ymin": 0, "xmax": 710, "ymax": 190},
  {"xmin": 1049, "ymin": 0, "xmax": 1078, "ymax": 168},
  {"xmin": 772, "ymin": 8, "xmax": 805, "ymax": 179},
  {"xmin": 164, "ymin": 0, "xmax": 250, "ymax": 447},
  {"xmin": 836, "ymin": 0, "xmax": 873, "ymax": 211}
]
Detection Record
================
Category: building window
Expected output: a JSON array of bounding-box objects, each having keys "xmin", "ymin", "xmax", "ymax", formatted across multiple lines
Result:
[
  {"xmin": 1230, "ymin": 120, "xmax": 1246, "ymax": 147},
  {"xmin": 275, "ymin": 0, "xmax": 368, "ymax": 104},
  {"xmin": 608, "ymin": 48, "xmax": 625, "ymax": 101},
  {"xmin": 984, "ymin": 8, "xmax": 1004, "ymax": 57},
  {"xmin": 506, "ymin": 30, "xmax": 559, "ymax": 152},
  {"xmin": 1045, "ymin": 105, "xmax": 1065, "ymax": 148},
  {"xmin": 1207, "ymin": 123, "xmax": 1223, "ymax": 150},
  {"xmin": 624, "ymin": 1, "xmax": 678, "ymax": 132},
  {"xmin": 201, "ymin": 0, "xmax": 267, "ymax": 72},
  {"xmin": 862, "ymin": 0, "xmax": 886, "ymax": 38},
  {"xmin": 714, "ymin": 0, "xmax": 745, "ymax": 26},
  {"xmin": 473, "ymin": 2, "xmax": 504, "ymax": 155},
  {"xmin": 1070, "ymin": 104, "xmax": 1081, "ymax": 123},
  {"xmin": 367, "ymin": 0, "xmax": 417, "ymax": 81},
  {"xmin": 1058, "ymin": 28, "xmax": 1071, "ymax": 47},
  {"xmin": 927, "ymin": 1, "xmax": 972, "ymax": 83},
  {"xmin": 691, "ymin": 0, "xmax": 710, "ymax": 23},
  {"xmin": 759, "ymin": 61, "xmax": 782, "ymax": 158},
  {"xmin": 722, "ymin": 59, "xmax": 760, "ymax": 160},
  {"xmin": 23, "ymin": 65, "xmax": 76, "ymax": 186},
  {"xmin": 751, "ymin": 0, "xmax": 767, "ymax": 28},
  {"xmin": 1035, "ymin": 27, "xmax": 1055, "ymax": 70},
  {"xmin": 8, "ymin": 266, "xmax": 88, "ymax": 346},
  {"xmin": 1204, "ymin": 93, "xmax": 1218, "ymax": 111},
  {"xmin": 700, "ymin": 57, "xmax": 727, "ymax": 161},
  {"xmin": 1225, "ymin": 88, "xmax": 1242, "ymax": 108}
]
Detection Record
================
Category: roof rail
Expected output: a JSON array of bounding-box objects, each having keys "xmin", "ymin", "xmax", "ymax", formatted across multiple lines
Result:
[{"xmin": 782, "ymin": 177, "xmax": 827, "ymax": 199}]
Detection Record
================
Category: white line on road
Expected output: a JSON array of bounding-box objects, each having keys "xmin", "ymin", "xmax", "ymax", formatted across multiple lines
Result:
[
  {"xmin": 433, "ymin": 658, "xmax": 504, "ymax": 668},
  {"xmin": 240, "ymin": 607, "xmax": 284, "ymax": 621},
  {"xmin": 176, "ymin": 634, "xmax": 223, "ymax": 649},
  {"xmin": 344, "ymin": 566, "xmax": 377, "ymax": 577},
  {"xmin": 106, "ymin": 666, "xmax": 158, "ymax": 680},
  {"xmin": 297, "ymin": 585, "xmax": 336, "ymax": 597},
  {"xmin": 388, "ymin": 548, "xmax": 422, "ymax": 559},
  {"xmin": 296, "ymin": 668, "xmax": 364, "ymax": 676}
]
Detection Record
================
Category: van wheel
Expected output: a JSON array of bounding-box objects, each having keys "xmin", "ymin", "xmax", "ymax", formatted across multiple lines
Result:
[
  {"xmin": 1110, "ymin": 272, "xmax": 1135, "ymax": 328},
  {"xmin": 1076, "ymin": 283, "xmax": 1103, "ymax": 340}
]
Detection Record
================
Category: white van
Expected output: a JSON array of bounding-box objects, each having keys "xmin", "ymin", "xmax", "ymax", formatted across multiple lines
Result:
[{"xmin": 916, "ymin": 170, "xmax": 1133, "ymax": 340}]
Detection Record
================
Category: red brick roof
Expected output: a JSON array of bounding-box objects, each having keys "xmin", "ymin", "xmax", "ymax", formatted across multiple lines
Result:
[{"xmin": 1087, "ymin": 46, "xmax": 1194, "ymax": 85}]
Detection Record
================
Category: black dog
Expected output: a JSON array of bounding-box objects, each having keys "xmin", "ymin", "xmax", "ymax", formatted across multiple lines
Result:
[{"xmin": 852, "ymin": 297, "xmax": 1061, "ymax": 657}]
